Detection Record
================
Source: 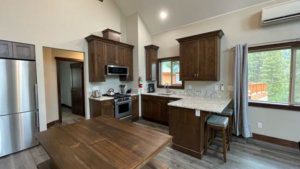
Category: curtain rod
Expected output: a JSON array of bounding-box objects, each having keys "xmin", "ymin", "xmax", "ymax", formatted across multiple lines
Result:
[{"xmin": 248, "ymin": 38, "xmax": 300, "ymax": 48}]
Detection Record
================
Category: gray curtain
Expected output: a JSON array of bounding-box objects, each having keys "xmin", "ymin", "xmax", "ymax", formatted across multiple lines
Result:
[{"xmin": 233, "ymin": 44, "xmax": 252, "ymax": 138}]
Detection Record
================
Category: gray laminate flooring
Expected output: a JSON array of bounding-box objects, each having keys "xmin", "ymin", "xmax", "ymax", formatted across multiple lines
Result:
[{"xmin": 0, "ymin": 118, "xmax": 299, "ymax": 169}]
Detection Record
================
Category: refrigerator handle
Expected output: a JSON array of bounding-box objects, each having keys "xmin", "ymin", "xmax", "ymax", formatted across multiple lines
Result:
[{"xmin": 35, "ymin": 84, "xmax": 39, "ymax": 129}]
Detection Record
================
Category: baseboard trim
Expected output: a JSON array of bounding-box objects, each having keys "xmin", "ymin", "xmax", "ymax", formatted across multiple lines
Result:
[
  {"xmin": 252, "ymin": 133, "xmax": 299, "ymax": 149},
  {"xmin": 61, "ymin": 104, "xmax": 72, "ymax": 109},
  {"xmin": 47, "ymin": 120, "xmax": 60, "ymax": 129}
]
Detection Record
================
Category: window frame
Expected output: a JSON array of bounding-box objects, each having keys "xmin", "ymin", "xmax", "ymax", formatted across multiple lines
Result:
[
  {"xmin": 157, "ymin": 56, "xmax": 184, "ymax": 89},
  {"xmin": 248, "ymin": 41, "xmax": 300, "ymax": 111}
]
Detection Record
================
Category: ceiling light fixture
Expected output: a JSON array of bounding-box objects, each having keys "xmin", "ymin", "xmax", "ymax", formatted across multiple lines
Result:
[{"xmin": 160, "ymin": 11, "xmax": 168, "ymax": 20}]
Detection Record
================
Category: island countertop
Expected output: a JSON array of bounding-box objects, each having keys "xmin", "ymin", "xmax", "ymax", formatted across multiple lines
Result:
[{"xmin": 168, "ymin": 97, "xmax": 232, "ymax": 113}]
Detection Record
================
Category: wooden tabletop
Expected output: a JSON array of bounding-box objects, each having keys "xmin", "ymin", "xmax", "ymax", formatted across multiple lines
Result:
[{"xmin": 36, "ymin": 117, "xmax": 172, "ymax": 169}]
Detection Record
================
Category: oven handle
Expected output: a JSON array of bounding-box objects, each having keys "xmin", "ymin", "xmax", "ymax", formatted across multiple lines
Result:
[{"xmin": 115, "ymin": 100, "xmax": 132, "ymax": 105}]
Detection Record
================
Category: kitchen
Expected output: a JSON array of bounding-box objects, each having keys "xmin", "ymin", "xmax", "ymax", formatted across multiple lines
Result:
[{"xmin": 1, "ymin": 0, "xmax": 300, "ymax": 169}]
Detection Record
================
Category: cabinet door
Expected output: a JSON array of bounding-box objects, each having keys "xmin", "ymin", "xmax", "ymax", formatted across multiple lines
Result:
[
  {"xmin": 0, "ymin": 40, "xmax": 13, "ymax": 59},
  {"xmin": 131, "ymin": 96, "xmax": 139, "ymax": 121},
  {"xmin": 159, "ymin": 98, "xmax": 169, "ymax": 123},
  {"xmin": 105, "ymin": 43, "xmax": 117, "ymax": 65},
  {"xmin": 180, "ymin": 40, "xmax": 198, "ymax": 80},
  {"xmin": 88, "ymin": 40, "xmax": 106, "ymax": 82},
  {"xmin": 89, "ymin": 99, "xmax": 102, "ymax": 118},
  {"xmin": 146, "ymin": 50, "xmax": 152, "ymax": 81},
  {"xmin": 198, "ymin": 37, "xmax": 219, "ymax": 81},
  {"xmin": 12, "ymin": 42, "xmax": 35, "ymax": 60},
  {"xmin": 117, "ymin": 46, "xmax": 125, "ymax": 66},
  {"xmin": 101, "ymin": 100, "xmax": 115, "ymax": 118},
  {"xmin": 142, "ymin": 96, "xmax": 152, "ymax": 119},
  {"xmin": 120, "ymin": 47, "xmax": 133, "ymax": 81}
]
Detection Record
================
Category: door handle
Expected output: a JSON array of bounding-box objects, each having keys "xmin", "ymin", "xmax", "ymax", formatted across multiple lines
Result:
[{"xmin": 34, "ymin": 84, "xmax": 39, "ymax": 129}]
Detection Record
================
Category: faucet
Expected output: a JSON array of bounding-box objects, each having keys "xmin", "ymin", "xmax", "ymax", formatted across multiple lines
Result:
[{"xmin": 164, "ymin": 83, "xmax": 171, "ymax": 94}]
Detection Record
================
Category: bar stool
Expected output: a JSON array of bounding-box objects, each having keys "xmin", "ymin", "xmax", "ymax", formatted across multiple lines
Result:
[
  {"xmin": 204, "ymin": 115, "xmax": 230, "ymax": 162},
  {"xmin": 220, "ymin": 108, "xmax": 233, "ymax": 142}
]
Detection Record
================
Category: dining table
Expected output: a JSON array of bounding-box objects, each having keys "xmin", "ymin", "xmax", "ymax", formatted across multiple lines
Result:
[{"xmin": 36, "ymin": 117, "xmax": 172, "ymax": 169}]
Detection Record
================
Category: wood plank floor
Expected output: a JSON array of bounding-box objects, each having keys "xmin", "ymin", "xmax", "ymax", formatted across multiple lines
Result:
[{"xmin": 1, "ymin": 118, "xmax": 300, "ymax": 169}]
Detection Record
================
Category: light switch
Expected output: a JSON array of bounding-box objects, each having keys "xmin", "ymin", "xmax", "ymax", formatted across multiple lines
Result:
[{"xmin": 258, "ymin": 122, "xmax": 263, "ymax": 129}]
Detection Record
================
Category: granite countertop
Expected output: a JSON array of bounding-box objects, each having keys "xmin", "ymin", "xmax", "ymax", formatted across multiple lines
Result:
[{"xmin": 142, "ymin": 93, "xmax": 232, "ymax": 113}]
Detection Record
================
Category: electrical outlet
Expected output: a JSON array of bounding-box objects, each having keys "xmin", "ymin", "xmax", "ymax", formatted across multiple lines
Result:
[
  {"xmin": 220, "ymin": 83, "xmax": 225, "ymax": 91},
  {"xmin": 257, "ymin": 122, "xmax": 263, "ymax": 129}
]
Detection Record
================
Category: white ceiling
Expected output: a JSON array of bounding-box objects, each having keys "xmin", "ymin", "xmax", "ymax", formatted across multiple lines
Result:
[{"xmin": 114, "ymin": 0, "xmax": 269, "ymax": 35}]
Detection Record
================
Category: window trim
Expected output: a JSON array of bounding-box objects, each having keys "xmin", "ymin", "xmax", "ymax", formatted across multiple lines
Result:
[
  {"xmin": 248, "ymin": 41, "xmax": 300, "ymax": 109},
  {"xmin": 157, "ymin": 56, "xmax": 184, "ymax": 89}
]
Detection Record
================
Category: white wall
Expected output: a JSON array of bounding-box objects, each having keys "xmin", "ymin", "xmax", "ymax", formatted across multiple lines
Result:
[
  {"xmin": 60, "ymin": 61, "xmax": 76, "ymax": 107},
  {"xmin": 152, "ymin": 0, "xmax": 300, "ymax": 142},
  {"xmin": 0, "ymin": 0, "xmax": 127, "ymax": 131}
]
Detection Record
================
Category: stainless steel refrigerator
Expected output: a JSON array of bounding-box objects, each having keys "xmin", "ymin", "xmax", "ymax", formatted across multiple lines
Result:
[{"xmin": 0, "ymin": 59, "xmax": 39, "ymax": 157}]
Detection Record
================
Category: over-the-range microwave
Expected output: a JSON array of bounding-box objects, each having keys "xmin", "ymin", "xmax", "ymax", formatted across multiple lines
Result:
[{"xmin": 106, "ymin": 65, "xmax": 129, "ymax": 76}]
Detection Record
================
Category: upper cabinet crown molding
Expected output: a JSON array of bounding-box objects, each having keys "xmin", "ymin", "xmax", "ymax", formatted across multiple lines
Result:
[
  {"xmin": 176, "ymin": 30, "xmax": 224, "ymax": 43},
  {"xmin": 145, "ymin": 45, "xmax": 159, "ymax": 50},
  {"xmin": 85, "ymin": 35, "xmax": 134, "ymax": 49}
]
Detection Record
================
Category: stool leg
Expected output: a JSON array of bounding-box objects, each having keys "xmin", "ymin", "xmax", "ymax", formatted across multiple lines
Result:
[
  {"xmin": 222, "ymin": 129, "xmax": 227, "ymax": 163},
  {"xmin": 204, "ymin": 125, "xmax": 209, "ymax": 155},
  {"xmin": 230, "ymin": 116, "xmax": 233, "ymax": 142},
  {"xmin": 227, "ymin": 126, "xmax": 230, "ymax": 151}
]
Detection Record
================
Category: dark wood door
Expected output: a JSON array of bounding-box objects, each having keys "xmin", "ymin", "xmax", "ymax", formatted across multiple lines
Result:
[
  {"xmin": 180, "ymin": 40, "xmax": 198, "ymax": 80},
  {"xmin": 198, "ymin": 37, "xmax": 219, "ymax": 81},
  {"xmin": 142, "ymin": 96, "xmax": 152, "ymax": 119},
  {"xmin": 120, "ymin": 47, "xmax": 133, "ymax": 81},
  {"xmin": 12, "ymin": 42, "xmax": 35, "ymax": 60},
  {"xmin": 131, "ymin": 96, "xmax": 139, "ymax": 121},
  {"xmin": 71, "ymin": 63, "xmax": 85, "ymax": 116},
  {"xmin": 117, "ymin": 46, "xmax": 125, "ymax": 66},
  {"xmin": 88, "ymin": 40, "xmax": 106, "ymax": 82},
  {"xmin": 100, "ymin": 100, "xmax": 115, "ymax": 118},
  {"xmin": 0, "ymin": 40, "xmax": 13, "ymax": 59},
  {"xmin": 105, "ymin": 43, "xmax": 117, "ymax": 65}
]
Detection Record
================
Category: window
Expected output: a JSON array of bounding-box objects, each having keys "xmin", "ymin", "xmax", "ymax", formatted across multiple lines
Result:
[
  {"xmin": 248, "ymin": 42, "xmax": 300, "ymax": 106},
  {"xmin": 158, "ymin": 57, "xmax": 184, "ymax": 89}
]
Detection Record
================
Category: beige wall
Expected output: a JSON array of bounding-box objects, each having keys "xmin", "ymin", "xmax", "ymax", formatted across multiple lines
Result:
[
  {"xmin": 43, "ymin": 47, "xmax": 84, "ymax": 123},
  {"xmin": 152, "ymin": 0, "xmax": 300, "ymax": 142},
  {"xmin": 0, "ymin": 0, "xmax": 126, "ymax": 131}
]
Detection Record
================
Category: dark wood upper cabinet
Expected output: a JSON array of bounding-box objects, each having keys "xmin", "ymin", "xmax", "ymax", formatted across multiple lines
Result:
[
  {"xmin": 86, "ymin": 35, "xmax": 134, "ymax": 82},
  {"xmin": 177, "ymin": 30, "xmax": 223, "ymax": 81},
  {"xmin": 145, "ymin": 45, "xmax": 159, "ymax": 81},
  {"xmin": 0, "ymin": 40, "xmax": 35, "ymax": 60}
]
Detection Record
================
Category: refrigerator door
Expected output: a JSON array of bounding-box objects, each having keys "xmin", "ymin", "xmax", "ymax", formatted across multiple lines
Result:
[
  {"xmin": 0, "ymin": 111, "xmax": 39, "ymax": 157},
  {"xmin": 0, "ymin": 59, "xmax": 37, "ymax": 116}
]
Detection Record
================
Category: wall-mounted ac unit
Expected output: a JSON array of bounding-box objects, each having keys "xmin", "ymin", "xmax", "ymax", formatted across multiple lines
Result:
[{"xmin": 261, "ymin": 0, "xmax": 300, "ymax": 25}]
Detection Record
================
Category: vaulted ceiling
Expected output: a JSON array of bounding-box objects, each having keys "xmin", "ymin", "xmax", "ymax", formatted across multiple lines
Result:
[{"xmin": 114, "ymin": 0, "xmax": 270, "ymax": 35}]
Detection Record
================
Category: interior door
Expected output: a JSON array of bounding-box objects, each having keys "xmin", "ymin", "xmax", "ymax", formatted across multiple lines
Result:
[{"xmin": 70, "ymin": 63, "xmax": 85, "ymax": 116}]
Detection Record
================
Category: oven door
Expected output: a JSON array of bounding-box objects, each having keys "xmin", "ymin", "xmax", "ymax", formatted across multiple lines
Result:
[{"xmin": 115, "ymin": 101, "xmax": 132, "ymax": 119}]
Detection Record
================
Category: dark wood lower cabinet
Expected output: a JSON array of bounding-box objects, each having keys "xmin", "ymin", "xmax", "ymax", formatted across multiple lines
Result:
[
  {"xmin": 141, "ymin": 95, "xmax": 179, "ymax": 124},
  {"xmin": 168, "ymin": 106, "xmax": 210, "ymax": 159},
  {"xmin": 131, "ymin": 95, "xmax": 139, "ymax": 121},
  {"xmin": 89, "ymin": 99, "xmax": 114, "ymax": 118}
]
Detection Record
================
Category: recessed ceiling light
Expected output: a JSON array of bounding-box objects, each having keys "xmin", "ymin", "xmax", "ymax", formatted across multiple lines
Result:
[{"xmin": 160, "ymin": 11, "xmax": 168, "ymax": 20}]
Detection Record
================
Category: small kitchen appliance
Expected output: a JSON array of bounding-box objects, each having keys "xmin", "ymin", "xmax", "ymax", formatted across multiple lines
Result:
[
  {"xmin": 148, "ymin": 83, "xmax": 155, "ymax": 93},
  {"xmin": 120, "ymin": 84, "xmax": 127, "ymax": 94}
]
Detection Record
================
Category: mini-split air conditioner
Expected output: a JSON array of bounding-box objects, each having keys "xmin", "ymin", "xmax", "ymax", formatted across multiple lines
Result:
[{"xmin": 261, "ymin": 0, "xmax": 300, "ymax": 25}]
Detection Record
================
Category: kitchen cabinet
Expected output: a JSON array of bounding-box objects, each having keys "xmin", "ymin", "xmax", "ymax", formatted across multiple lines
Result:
[
  {"xmin": 141, "ymin": 95, "xmax": 180, "ymax": 124},
  {"xmin": 86, "ymin": 35, "xmax": 134, "ymax": 82},
  {"xmin": 177, "ymin": 30, "xmax": 223, "ymax": 81},
  {"xmin": 89, "ymin": 99, "xmax": 115, "ymax": 118},
  {"xmin": 145, "ymin": 45, "xmax": 159, "ymax": 81},
  {"xmin": 131, "ymin": 95, "xmax": 139, "ymax": 121},
  {"xmin": 0, "ymin": 40, "xmax": 35, "ymax": 60}
]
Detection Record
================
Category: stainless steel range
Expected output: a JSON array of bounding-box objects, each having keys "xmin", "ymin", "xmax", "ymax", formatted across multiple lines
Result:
[{"xmin": 103, "ymin": 93, "xmax": 132, "ymax": 119}]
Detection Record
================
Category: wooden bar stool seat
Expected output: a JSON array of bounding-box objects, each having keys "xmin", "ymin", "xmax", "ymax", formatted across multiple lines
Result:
[{"xmin": 204, "ymin": 115, "xmax": 230, "ymax": 162}]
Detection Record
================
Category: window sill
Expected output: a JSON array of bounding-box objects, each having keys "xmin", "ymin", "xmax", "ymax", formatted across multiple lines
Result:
[{"xmin": 248, "ymin": 101, "xmax": 300, "ymax": 111}]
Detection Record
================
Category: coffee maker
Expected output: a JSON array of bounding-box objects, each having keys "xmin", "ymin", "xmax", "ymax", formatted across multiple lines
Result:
[{"xmin": 148, "ymin": 83, "xmax": 155, "ymax": 93}]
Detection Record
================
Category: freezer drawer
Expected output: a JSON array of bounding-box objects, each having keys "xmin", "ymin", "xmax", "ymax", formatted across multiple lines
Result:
[
  {"xmin": 0, "ymin": 59, "xmax": 37, "ymax": 116},
  {"xmin": 0, "ymin": 111, "xmax": 39, "ymax": 157}
]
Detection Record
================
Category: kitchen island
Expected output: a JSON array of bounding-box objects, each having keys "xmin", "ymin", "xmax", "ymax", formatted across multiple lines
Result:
[{"xmin": 167, "ymin": 95, "xmax": 232, "ymax": 159}]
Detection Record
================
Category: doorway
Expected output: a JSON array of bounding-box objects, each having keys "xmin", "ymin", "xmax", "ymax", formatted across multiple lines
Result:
[{"xmin": 56, "ymin": 57, "xmax": 85, "ymax": 125}]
